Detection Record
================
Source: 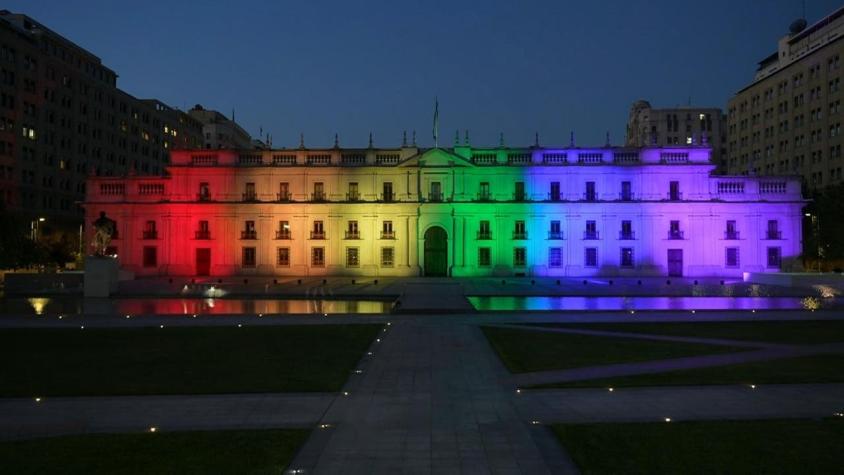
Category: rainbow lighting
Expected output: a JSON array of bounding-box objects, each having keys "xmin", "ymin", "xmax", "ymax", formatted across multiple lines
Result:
[{"xmin": 84, "ymin": 140, "xmax": 803, "ymax": 277}]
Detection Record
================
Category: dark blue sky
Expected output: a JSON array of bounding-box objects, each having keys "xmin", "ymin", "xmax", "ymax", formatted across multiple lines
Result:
[{"xmin": 11, "ymin": 0, "xmax": 842, "ymax": 147}]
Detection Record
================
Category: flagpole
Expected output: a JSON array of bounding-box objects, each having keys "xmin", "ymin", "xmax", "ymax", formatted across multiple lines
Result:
[{"xmin": 433, "ymin": 98, "xmax": 439, "ymax": 148}]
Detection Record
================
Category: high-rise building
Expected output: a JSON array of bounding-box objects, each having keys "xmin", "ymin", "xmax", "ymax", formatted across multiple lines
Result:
[
  {"xmin": 84, "ymin": 142, "xmax": 803, "ymax": 278},
  {"xmin": 625, "ymin": 100, "xmax": 726, "ymax": 170},
  {"xmin": 726, "ymin": 6, "xmax": 844, "ymax": 189},
  {"xmin": 0, "ymin": 10, "xmax": 204, "ymax": 230},
  {"xmin": 188, "ymin": 105, "xmax": 252, "ymax": 150}
]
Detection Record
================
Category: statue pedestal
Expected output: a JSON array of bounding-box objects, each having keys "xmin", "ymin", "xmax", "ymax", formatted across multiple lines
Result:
[{"xmin": 84, "ymin": 256, "xmax": 119, "ymax": 298}]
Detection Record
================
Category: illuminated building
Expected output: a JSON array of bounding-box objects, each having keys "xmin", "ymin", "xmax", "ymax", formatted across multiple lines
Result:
[{"xmin": 84, "ymin": 140, "xmax": 804, "ymax": 277}]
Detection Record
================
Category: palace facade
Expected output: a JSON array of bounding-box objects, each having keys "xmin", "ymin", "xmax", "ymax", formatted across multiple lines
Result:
[{"xmin": 83, "ymin": 143, "xmax": 804, "ymax": 277}]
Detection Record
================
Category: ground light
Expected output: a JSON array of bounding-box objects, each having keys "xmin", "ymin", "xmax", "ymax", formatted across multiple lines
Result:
[
  {"xmin": 664, "ymin": 417, "xmax": 672, "ymax": 422},
  {"xmin": 149, "ymin": 427, "xmax": 157, "ymax": 433}
]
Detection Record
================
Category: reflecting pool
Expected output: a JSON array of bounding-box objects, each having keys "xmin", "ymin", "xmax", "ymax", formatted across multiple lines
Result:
[{"xmin": 468, "ymin": 296, "xmax": 838, "ymax": 312}]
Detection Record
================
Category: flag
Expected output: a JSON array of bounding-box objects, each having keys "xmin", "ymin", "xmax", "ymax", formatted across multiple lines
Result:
[{"xmin": 433, "ymin": 98, "xmax": 439, "ymax": 147}]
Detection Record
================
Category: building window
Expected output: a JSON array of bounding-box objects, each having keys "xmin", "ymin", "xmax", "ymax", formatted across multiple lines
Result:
[
  {"xmin": 346, "ymin": 247, "xmax": 359, "ymax": 267},
  {"xmin": 196, "ymin": 220, "xmax": 210, "ymax": 239},
  {"xmin": 550, "ymin": 181, "xmax": 561, "ymax": 201},
  {"xmin": 276, "ymin": 247, "xmax": 290, "ymax": 267},
  {"xmin": 143, "ymin": 220, "xmax": 157, "ymax": 239},
  {"xmin": 767, "ymin": 247, "xmax": 782, "ymax": 268},
  {"xmin": 244, "ymin": 182, "xmax": 256, "ymax": 201},
  {"xmin": 766, "ymin": 220, "xmax": 781, "ymax": 239},
  {"xmin": 346, "ymin": 220, "xmax": 359, "ymax": 239},
  {"xmin": 514, "ymin": 181, "xmax": 525, "ymax": 201},
  {"xmin": 620, "ymin": 220, "xmax": 633, "ymax": 240},
  {"xmin": 311, "ymin": 247, "xmax": 325, "ymax": 267},
  {"xmin": 381, "ymin": 221, "xmax": 394, "ymax": 239},
  {"xmin": 725, "ymin": 247, "xmax": 740, "ymax": 268},
  {"xmin": 278, "ymin": 182, "xmax": 290, "ymax": 201},
  {"xmin": 584, "ymin": 220, "xmax": 598, "ymax": 240},
  {"xmin": 478, "ymin": 182, "xmax": 491, "ymax": 201},
  {"xmin": 276, "ymin": 221, "xmax": 291, "ymax": 240},
  {"xmin": 549, "ymin": 220, "xmax": 562, "ymax": 240},
  {"xmin": 548, "ymin": 247, "xmax": 562, "ymax": 268},
  {"xmin": 382, "ymin": 181, "xmax": 393, "ymax": 202},
  {"xmin": 584, "ymin": 247, "xmax": 598, "ymax": 267},
  {"xmin": 242, "ymin": 220, "xmax": 256, "ymax": 239},
  {"xmin": 668, "ymin": 220, "xmax": 683, "ymax": 239},
  {"xmin": 347, "ymin": 182, "xmax": 359, "ymax": 201},
  {"xmin": 513, "ymin": 220, "xmax": 527, "ymax": 240},
  {"xmin": 142, "ymin": 246, "xmax": 157, "ymax": 268},
  {"xmin": 585, "ymin": 181, "xmax": 596, "ymax": 201},
  {"xmin": 513, "ymin": 247, "xmax": 527, "ymax": 267},
  {"xmin": 429, "ymin": 181, "xmax": 442, "ymax": 201},
  {"xmin": 479, "ymin": 247, "xmax": 491, "ymax": 267},
  {"xmin": 478, "ymin": 220, "xmax": 492, "ymax": 240},
  {"xmin": 381, "ymin": 247, "xmax": 394, "ymax": 267},
  {"xmin": 669, "ymin": 181, "xmax": 681, "ymax": 200},
  {"xmin": 620, "ymin": 181, "xmax": 632, "ymax": 200},
  {"xmin": 725, "ymin": 220, "xmax": 739, "ymax": 240},
  {"xmin": 312, "ymin": 182, "xmax": 325, "ymax": 201},
  {"xmin": 620, "ymin": 247, "xmax": 634, "ymax": 268},
  {"xmin": 242, "ymin": 247, "xmax": 256, "ymax": 268},
  {"xmin": 311, "ymin": 220, "xmax": 325, "ymax": 239}
]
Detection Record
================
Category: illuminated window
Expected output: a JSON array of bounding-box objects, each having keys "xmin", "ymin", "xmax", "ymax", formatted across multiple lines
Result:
[
  {"xmin": 548, "ymin": 248, "xmax": 562, "ymax": 268},
  {"xmin": 276, "ymin": 247, "xmax": 290, "ymax": 267},
  {"xmin": 346, "ymin": 247, "xmax": 359, "ymax": 267},
  {"xmin": 381, "ymin": 247, "xmax": 394, "ymax": 267},
  {"xmin": 242, "ymin": 247, "xmax": 256, "ymax": 267},
  {"xmin": 311, "ymin": 247, "xmax": 325, "ymax": 267},
  {"xmin": 478, "ymin": 247, "xmax": 491, "ymax": 267}
]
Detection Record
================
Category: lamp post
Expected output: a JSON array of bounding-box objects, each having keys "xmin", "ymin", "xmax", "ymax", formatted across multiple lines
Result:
[
  {"xmin": 804, "ymin": 212, "xmax": 821, "ymax": 272},
  {"xmin": 30, "ymin": 217, "xmax": 46, "ymax": 241}
]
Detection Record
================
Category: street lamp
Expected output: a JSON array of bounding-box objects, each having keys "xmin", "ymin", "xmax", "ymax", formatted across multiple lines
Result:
[{"xmin": 30, "ymin": 217, "xmax": 46, "ymax": 241}]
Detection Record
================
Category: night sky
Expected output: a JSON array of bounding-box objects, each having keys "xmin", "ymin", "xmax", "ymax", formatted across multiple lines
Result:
[{"xmin": 10, "ymin": 0, "xmax": 843, "ymax": 148}]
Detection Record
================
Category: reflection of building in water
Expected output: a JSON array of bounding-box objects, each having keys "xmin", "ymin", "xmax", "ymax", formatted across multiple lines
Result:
[{"xmin": 85, "ymin": 144, "xmax": 804, "ymax": 278}]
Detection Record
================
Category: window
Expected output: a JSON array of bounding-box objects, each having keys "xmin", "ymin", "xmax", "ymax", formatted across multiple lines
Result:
[
  {"xmin": 277, "ymin": 220, "xmax": 290, "ymax": 239},
  {"xmin": 513, "ymin": 247, "xmax": 527, "ymax": 267},
  {"xmin": 244, "ymin": 182, "xmax": 256, "ymax": 201},
  {"xmin": 242, "ymin": 220, "xmax": 256, "ymax": 239},
  {"xmin": 346, "ymin": 247, "xmax": 359, "ymax": 267},
  {"xmin": 585, "ymin": 220, "xmax": 598, "ymax": 239},
  {"xmin": 584, "ymin": 247, "xmax": 598, "ymax": 267},
  {"xmin": 669, "ymin": 220, "xmax": 683, "ymax": 239},
  {"xmin": 311, "ymin": 247, "xmax": 325, "ymax": 267},
  {"xmin": 549, "ymin": 220, "xmax": 562, "ymax": 239},
  {"xmin": 479, "ymin": 247, "xmax": 491, "ymax": 267},
  {"xmin": 346, "ymin": 220, "xmax": 359, "ymax": 239},
  {"xmin": 620, "ymin": 181, "xmax": 632, "ymax": 200},
  {"xmin": 347, "ymin": 182, "xmax": 359, "ymax": 201},
  {"xmin": 381, "ymin": 247, "xmax": 394, "ymax": 267},
  {"xmin": 585, "ymin": 181, "xmax": 596, "ymax": 201},
  {"xmin": 198, "ymin": 182, "xmax": 210, "ymax": 201},
  {"xmin": 142, "ymin": 246, "xmax": 157, "ymax": 268},
  {"xmin": 514, "ymin": 220, "xmax": 527, "ymax": 239},
  {"xmin": 767, "ymin": 247, "xmax": 781, "ymax": 268},
  {"xmin": 514, "ymin": 181, "xmax": 525, "ymax": 201},
  {"xmin": 276, "ymin": 247, "xmax": 290, "ymax": 267},
  {"xmin": 550, "ymin": 181, "xmax": 561, "ymax": 201},
  {"xmin": 726, "ymin": 220, "xmax": 738, "ymax": 239},
  {"xmin": 548, "ymin": 247, "xmax": 562, "ymax": 268},
  {"xmin": 479, "ymin": 182, "xmax": 491, "ymax": 200},
  {"xmin": 381, "ymin": 220, "xmax": 394, "ymax": 239},
  {"xmin": 620, "ymin": 220, "xmax": 633, "ymax": 240},
  {"xmin": 669, "ymin": 181, "xmax": 680, "ymax": 200},
  {"xmin": 196, "ymin": 220, "xmax": 210, "ymax": 239},
  {"xmin": 620, "ymin": 248, "xmax": 634, "ymax": 268},
  {"xmin": 242, "ymin": 247, "xmax": 256, "ymax": 268},
  {"xmin": 143, "ymin": 220, "xmax": 157, "ymax": 239},
  {"xmin": 312, "ymin": 220, "xmax": 325, "ymax": 239},
  {"xmin": 313, "ymin": 182, "xmax": 325, "ymax": 201},
  {"xmin": 478, "ymin": 220, "xmax": 491, "ymax": 239},
  {"xmin": 430, "ymin": 181, "xmax": 442, "ymax": 201},
  {"xmin": 382, "ymin": 181, "xmax": 393, "ymax": 201},
  {"xmin": 278, "ymin": 182, "xmax": 290, "ymax": 201},
  {"xmin": 766, "ymin": 220, "xmax": 780, "ymax": 239},
  {"xmin": 725, "ymin": 247, "xmax": 740, "ymax": 268}
]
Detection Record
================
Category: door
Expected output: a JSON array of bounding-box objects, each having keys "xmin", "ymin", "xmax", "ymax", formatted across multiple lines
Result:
[
  {"xmin": 667, "ymin": 249, "xmax": 683, "ymax": 277},
  {"xmin": 196, "ymin": 248, "xmax": 211, "ymax": 276},
  {"xmin": 424, "ymin": 226, "xmax": 448, "ymax": 276}
]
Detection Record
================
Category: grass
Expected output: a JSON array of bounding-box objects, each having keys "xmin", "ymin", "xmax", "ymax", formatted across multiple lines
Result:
[
  {"xmin": 539, "ymin": 321, "xmax": 844, "ymax": 345},
  {"xmin": 0, "ymin": 429, "xmax": 309, "ymax": 475},
  {"xmin": 480, "ymin": 326, "xmax": 742, "ymax": 373},
  {"xmin": 0, "ymin": 325, "xmax": 380, "ymax": 396},
  {"xmin": 553, "ymin": 419, "xmax": 844, "ymax": 475},
  {"xmin": 538, "ymin": 354, "xmax": 844, "ymax": 388}
]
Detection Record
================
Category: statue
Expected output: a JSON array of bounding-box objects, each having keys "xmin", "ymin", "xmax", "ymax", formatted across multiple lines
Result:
[{"xmin": 91, "ymin": 211, "xmax": 117, "ymax": 257}]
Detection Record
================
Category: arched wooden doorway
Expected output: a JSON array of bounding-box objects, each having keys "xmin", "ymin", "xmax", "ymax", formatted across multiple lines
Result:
[{"xmin": 424, "ymin": 226, "xmax": 448, "ymax": 276}]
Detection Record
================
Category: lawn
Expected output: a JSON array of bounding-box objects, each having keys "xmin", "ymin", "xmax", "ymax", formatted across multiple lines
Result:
[
  {"xmin": 0, "ymin": 325, "xmax": 380, "ymax": 396},
  {"xmin": 480, "ymin": 326, "xmax": 743, "ymax": 373},
  {"xmin": 539, "ymin": 321, "xmax": 844, "ymax": 345},
  {"xmin": 0, "ymin": 429, "xmax": 308, "ymax": 475},
  {"xmin": 553, "ymin": 419, "xmax": 844, "ymax": 475}
]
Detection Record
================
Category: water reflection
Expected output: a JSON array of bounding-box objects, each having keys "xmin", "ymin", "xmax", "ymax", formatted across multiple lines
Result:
[
  {"xmin": 2, "ymin": 298, "xmax": 392, "ymax": 316},
  {"xmin": 468, "ymin": 296, "xmax": 838, "ymax": 312}
]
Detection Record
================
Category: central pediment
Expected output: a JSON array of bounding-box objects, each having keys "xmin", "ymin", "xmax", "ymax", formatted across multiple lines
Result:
[{"xmin": 398, "ymin": 148, "xmax": 474, "ymax": 168}]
